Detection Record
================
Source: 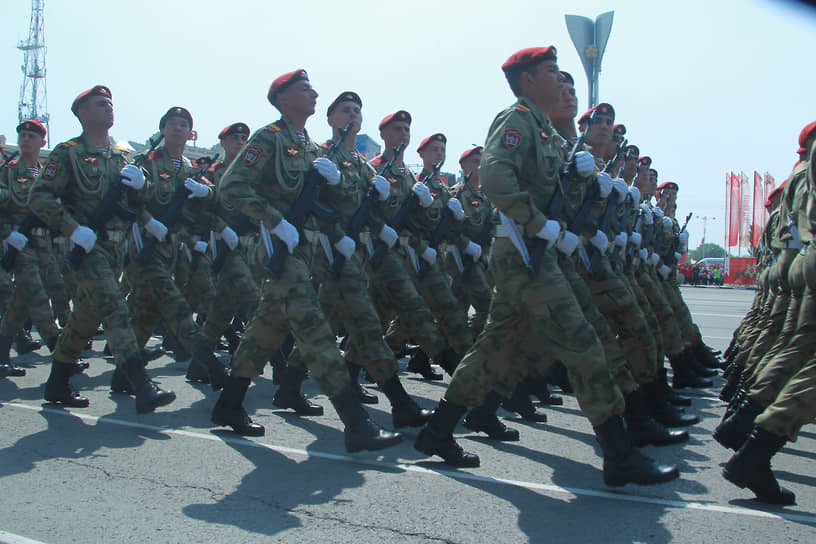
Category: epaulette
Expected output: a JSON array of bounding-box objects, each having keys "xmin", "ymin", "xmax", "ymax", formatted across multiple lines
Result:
[
  {"xmin": 57, "ymin": 138, "xmax": 81, "ymax": 150},
  {"xmin": 319, "ymin": 141, "xmax": 332, "ymax": 151},
  {"xmin": 5, "ymin": 160, "xmax": 18, "ymax": 168},
  {"xmin": 264, "ymin": 120, "xmax": 285, "ymax": 133},
  {"xmin": 182, "ymin": 156, "xmax": 193, "ymax": 168},
  {"xmin": 451, "ymin": 182, "xmax": 464, "ymax": 192},
  {"xmin": 514, "ymin": 103, "xmax": 532, "ymax": 113},
  {"xmin": 208, "ymin": 160, "xmax": 225, "ymax": 173},
  {"xmin": 370, "ymin": 155, "xmax": 384, "ymax": 168},
  {"xmin": 147, "ymin": 148, "xmax": 164, "ymax": 161}
]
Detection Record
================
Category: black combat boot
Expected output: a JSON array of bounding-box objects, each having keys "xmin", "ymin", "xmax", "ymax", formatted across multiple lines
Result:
[
  {"xmin": 685, "ymin": 347, "xmax": 718, "ymax": 378},
  {"xmin": 659, "ymin": 368, "xmax": 691, "ymax": 407},
  {"xmin": 223, "ymin": 322, "xmax": 242, "ymax": 355},
  {"xmin": 502, "ymin": 379, "xmax": 548, "ymax": 422},
  {"xmin": 406, "ymin": 349, "xmax": 443, "ymax": 380},
  {"xmin": 670, "ymin": 349, "xmax": 713, "ymax": 389},
  {"xmin": 719, "ymin": 363, "xmax": 744, "ymax": 402},
  {"xmin": 162, "ymin": 330, "xmax": 191, "ymax": 363},
  {"xmin": 463, "ymin": 392, "xmax": 520, "ymax": 441},
  {"xmin": 594, "ymin": 415, "xmax": 679, "ymax": 486},
  {"xmin": 122, "ymin": 354, "xmax": 176, "ymax": 414},
  {"xmin": 624, "ymin": 389, "xmax": 688, "ymax": 447},
  {"xmin": 546, "ymin": 361, "xmax": 573, "ymax": 393},
  {"xmin": 142, "ymin": 345, "xmax": 165, "ymax": 363},
  {"xmin": 643, "ymin": 379, "xmax": 699, "ymax": 427},
  {"xmin": 330, "ymin": 384, "xmax": 403, "ymax": 453},
  {"xmin": 44, "ymin": 360, "xmax": 89, "ymax": 407},
  {"xmin": 415, "ymin": 398, "xmax": 480, "ymax": 466},
  {"xmin": 272, "ymin": 365, "xmax": 324, "ymax": 416},
  {"xmin": 346, "ymin": 360, "xmax": 378, "ymax": 404},
  {"xmin": 192, "ymin": 348, "xmax": 229, "ymax": 391},
  {"xmin": 111, "ymin": 366, "xmax": 134, "ymax": 394},
  {"xmin": 713, "ymin": 394, "xmax": 763, "ymax": 451},
  {"xmin": 527, "ymin": 375, "xmax": 563, "ymax": 406},
  {"xmin": 185, "ymin": 358, "xmax": 211, "ymax": 385},
  {"xmin": 14, "ymin": 320, "xmax": 42, "ymax": 354},
  {"xmin": 380, "ymin": 374, "xmax": 433, "ymax": 428},
  {"xmin": 722, "ymin": 427, "xmax": 795, "ymax": 505},
  {"xmin": 0, "ymin": 334, "xmax": 25, "ymax": 377},
  {"xmin": 435, "ymin": 347, "xmax": 460, "ymax": 376},
  {"xmin": 693, "ymin": 341, "xmax": 723, "ymax": 370},
  {"xmin": 211, "ymin": 375, "xmax": 265, "ymax": 436}
]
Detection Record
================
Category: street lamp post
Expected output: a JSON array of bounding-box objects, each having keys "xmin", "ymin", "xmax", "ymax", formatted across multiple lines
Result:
[
  {"xmin": 565, "ymin": 11, "xmax": 614, "ymax": 109},
  {"xmin": 696, "ymin": 215, "xmax": 715, "ymax": 260}
]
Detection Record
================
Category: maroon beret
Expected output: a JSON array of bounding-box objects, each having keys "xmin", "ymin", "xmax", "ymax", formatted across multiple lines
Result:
[
  {"xmin": 159, "ymin": 106, "xmax": 193, "ymax": 130},
  {"xmin": 267, "ymin": 69, "xmax": 309, "ymax": 105},
  {"xmin": 766, "ymin": 179, "xmax": 786, "ymax": 207},
  {"xmin": 657, "ymin": 181, "xmax": 678, "ymax": 192},
  {"xmin": 578, "ymin": 102, "xmax": 615, "ymax": 125},
  {"xmin": 71, "ymin": 85, "xmax": 112, "ymax": 115},
  {"xmin": 459, "ymin": 146, "xmax": 483, "ymax": 164},
  {"xmin": 327, "ymin": 91, "xmax": 362, "ymax": 116},
  {"xmin": 797, "ymin": 120, "xmax": 816, "ymax": 154},
  {"xmin": 218, "ymin": 122, "xmax": 250, "ymax": 140},
  {"xmin": 625, "ymin": 144, "xmax": 640, "ymax": 156},
  {"xmin": 638, "ymin": 156, "xmax": 652, "ymax": 166},
  {"xmin": 417, "ymin": 133, "xmax": 446, "ymax": 152},
  {"xmin": 501, "ymin": 46, "xmax": 557, "ymax": 73},
  {"xmin": 649, "ymin": 168, "xmax": 658, "ymax": 180},
  {"xmin": 379, "ymin": 110, "xmax": 411, "ymax": 130},
  {"xmin": 17, "ymin": 119, "xmax": 47, "ymax": 138},
  {"xmin": 613, "ymin": 124, "xmax": 626, "ymax": 136}
]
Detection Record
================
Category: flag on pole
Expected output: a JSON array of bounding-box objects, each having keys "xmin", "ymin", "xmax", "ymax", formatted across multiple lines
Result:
[
  {"xmin": 752, "ymin": 171, "xmax": 764, "ymax": 247},
  {"xmin": 740, "ymin": 172, "xmax": 751, "ymax": 248},
  {"xmin": 728, "ymin": 172, "xmax": 740, "ymax": 246}
]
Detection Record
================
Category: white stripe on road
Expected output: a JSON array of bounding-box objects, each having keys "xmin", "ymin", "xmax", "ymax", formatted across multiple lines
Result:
[
  {"xmin": 0, "ymin": 529, "xmax": 48, "ymax": 544},
  {"xmin": 693, "ymin": 313, "xmax": 746, "ymax": 319},
  {"xmin": 2, "ymin": 402, "xmax": 813, "ymax": 525}
]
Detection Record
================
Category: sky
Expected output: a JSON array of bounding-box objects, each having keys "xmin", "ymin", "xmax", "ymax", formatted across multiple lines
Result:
[{"xmin": 1, "ymin": 0, "xmax": 815, "ymax": 252}]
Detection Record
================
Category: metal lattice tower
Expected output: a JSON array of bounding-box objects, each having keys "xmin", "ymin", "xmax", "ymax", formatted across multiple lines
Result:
[{"xmin": 18, "ymin": 0, "xmax": 49, "ymax": 145}]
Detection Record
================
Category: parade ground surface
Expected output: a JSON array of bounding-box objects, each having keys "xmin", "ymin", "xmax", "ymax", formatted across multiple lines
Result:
[{"xmin": 1, "ymin": 286, "xmax": 814, "ymax": 543}]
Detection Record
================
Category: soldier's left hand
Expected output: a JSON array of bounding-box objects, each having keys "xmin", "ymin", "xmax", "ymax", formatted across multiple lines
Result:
[
  {"xmin": 464, "ymin": 241, "xmax": 482, "ymax": 261},
  {"xmin": 185, "ymin": 178, "xmax": 210, "ymax": 199},
  {"xmin": 446, "ymin": 198, "xmax": 465, "ymax": 221},
  {"xmin": 313, "ymin": 158, "xmax": 341, "ymax": 186},
  {"xmin": 658, "ymin": 264, "xmax": 671, "ymax": 279},
  {"xmin": 661, "ymin": 216, "xmax": 673, "ymax": 227},
  {"xmin": 612, "ymin": 178, "xmax": 629, "ymax": 197},
  {"xmin": 574, "ymin": 151, "xmax": 596, "ymax": 177},
  {"xmin": 120, "ymin": 164, "xmax": 146, "ymax": 190},
  {"xmin": 371, "ymin": 175, "xmax": 390, "ymax": 201},
  {"xmin": 556, "ymin": 230, "xmax": 579, "ymax": 256},
  {"xmin": 193, "ymin": 240, "xmax": 208, "ymax": 253},
  {"xmin": 421, "ymin": 246, "xmax": 437, "ymax": 264},
  {"xmin": 333, "ymin": 236, "xmax": 356, "ymax": 259},
  {"xmin": 589, "ymin": 229, "xmax": 609, "ymax": 253},
  {"xmin": 596, "ymin": 172, "xmax": 613, "ymax": 198},
  {"xmin": 221, "ymin": 226, "xmax": 239, "ymax": 250},
  {"xmin": 412, "ymin": 182, "xmax": 433, "ymax": 208},
  {"xmin": 630, "ymin": 232, "xmax": 642, "ymax": 248},
  {"xmin": 6, "ymin": 231, "xmax": 28, "ymax": 251}
]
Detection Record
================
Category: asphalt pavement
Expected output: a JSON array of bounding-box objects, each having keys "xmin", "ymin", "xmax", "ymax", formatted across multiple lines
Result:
[{"xmin": 1, "ymin": 285, "xmax": 814, "ymax": 543}]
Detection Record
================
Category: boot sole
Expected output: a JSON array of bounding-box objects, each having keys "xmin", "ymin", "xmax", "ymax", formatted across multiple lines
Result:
[
  {"xmin": 136, "ymin": 392, "xmax": 177, "ymax": 414},
  {"xmin": 346, "ymin": 434, "xmax": 403, "ymax": 453},
  {"xmin": 721, "ymin": 467, "xmax": 796, "ymax": 505}
]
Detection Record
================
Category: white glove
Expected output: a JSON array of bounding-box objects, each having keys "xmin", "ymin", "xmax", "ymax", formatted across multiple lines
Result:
[
  {"xmin": 313, "ymin": 157, "xmax": 341, "ymax": 186},
  {"xmin": 272, "ymin": 218, "xmax": 299, "ymax": 254},
  {"xmin": 658, "ymin": 264, "xmax": 671, "ymax": 280},
  {"xmin": 679, "ymin": 231, "xmax": 690, "ymax": 245},
  {"xmin": 574, "ymin": 151, "xmax": 596, "ymax": 177},
  {"xmin": 421, "ymin": 247, "xmax": 437, "ymax": 264},
  {"xmin": 464, "ymin": 241, "xmax": 482, "ymax": 261},
  {"xmin": 556, "ymin": 230, "xmax": 579, "ymax": 256},
  {"xmin": 589, "ymin": 230, "xmax": 609, "ymax": 253},
  {"xmin": 412, "ymin": 182, "xmax": 433, "ymax": 208},
  {"xmin": 536, "ymin": 219, "xmax": 561, "ymax": 242},
  {"xmin": 614, "ymin": 232, "xmax": 628, "ymax": 248},
  {"xmin": 630, "ymin": 232, "xmax": 642, "ymax": 248},
  {"xmin": 653, "ymin": 207, "xmax": 664, "ymax": 218},
  {"xmin": 185, "ymin": 178, "xmax": 210, "ymax": 199},
  {"xmin": 145, "ymin": 218, "xmax": 168, "ymax": 242},
  {"xmin": 661, "ymin": 216, "xmax": 673, "ymax": 227},
  {"xmin": 674, "ymin": 252, "xmax": 682, "ymax": 262},
  {"xmin": 640, "ymin": 205, "xmax": 653, "ymax": 225},
  {"xmin": 447, "ymin": 198, "xmax": 465, "ymax": 221},
  {"xmin": 637, "ymin": 248, "xmax": 647, "ymax": 261},
  {"xmin": 378, "ymin": 224, "xmax": 398, "ymax": 248},
  {"xmin": 612, "ymin": 178, "xmax": 628, "ymax": 197},
  {"xmin": 6, "ymin": 231, "xmax": 28, "ymax": 251},
  {"xmin": 333, "ymin": 235, "xmax": 356, "ymax": 259},
  {"xmin": 648, "ymin": 252, "xmax": 660, "ymax": 266},
  {"xmin": 596, "ymin": 172, "xmax": 613, "ymax": 198},
  {"xmin": 221, "ymin": 226, "xmax": 239, "ymax": 250},
  {"xmin": 120, "ymin": 164, "xmax": 145, "ymax": 190},
  {"xmin": 629, "ymin": 186, "xmax": 641, "ymax": 203},
  {"xmin": 193, "ymin": 240, "xmax": 208, "ymax": 254},
  {"xmin": 71, "ymin": 225, "xmax": 97, "ymax": 253},
  {"xmin": 371, "ymin": 175, "xmax": 390, "ymax": 201}
]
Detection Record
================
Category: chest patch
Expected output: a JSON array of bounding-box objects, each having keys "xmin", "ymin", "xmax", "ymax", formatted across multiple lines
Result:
[
  {"xmin": 387, "ymin": 176, "xmax": 398, "ymax": 186},
  {"xmin": 286, "ymin": 146, "xmax": 300, "ymax": 159},
  {"xmin": 243, "ymin": 146, "xmax": 262, "ymax": 166},
  {"xmin": 159, "ymin": 171, "xmax": 173, "ymax": 182},
  {"xmin": 471, "ymin": 199, "xmax": 481, "ymax": 208},
  {"xmin": 83, "ymin": 155, "xmax": 99, "ymax": 166},
  {"xmin": 43, "ymin": 162, "xmax": 59, "ymax": 179},
  {"xmin": 503, "ymin": 128, "xmax": 522, "ymax": 150},
  {"xmin": 16, "ymin": 176, "xmax": 30, "ymax": 185},
  {"xmin": 539, "ymin": 130, "xmax": 550, "ymax": 143}
]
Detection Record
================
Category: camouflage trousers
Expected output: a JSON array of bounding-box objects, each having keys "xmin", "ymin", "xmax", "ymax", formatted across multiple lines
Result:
[
  {"xmin": 201, "ymin": 245, "xmax": 260, "ymax": 350},
  {"xmin": 35, "ymin": 236, "xmax": 71, "ymax": 327},
  {"xmin": 581, "ymin": 254, "xmax": 660, "ymax": 386},
  {"xmin": 0, "ymin": 242, "xmax": 60, "ymax": 344},
  {"xmin": 737, "ymin": 287, "xmax": 788, "ymax": 379},
  {"xmin": 636, "ymin": 265, "xmax": 684, "ymax": 357},
  {"xmin": 312, "ymin": 243, "xmax": 398, "ymax": 384},
  {"xmin": 755, "ymin": 349, "xmax": 816, "ymax": 441},
  {"xmin": 445, "ymin": 238, "xmax": 624, "ymax": 426},
  {"xmin": 53, "ymin": 241, "xmax": 141, "ymax": 366},
  {"xmin": 367, "ymin": 246, "xmax": 448, "ymax": 360},
  {"xmin": 0, "ymin": 265, "xmax": 11, "ymax": 318},
  {"xmin": 660, "ymin": 276, "xmax": 703, "ymax": 348},
  {"xmin": 624, "ymin": 271, "xmax": 665, "ymax": 375},
  {"xmin": 125, "ymin": 241, "xmax": 207, "ymax": 354},
  {"xmin": 175, "ymin": 244, "xmax": 216, "ymax": 317},
  {"xmin": 230, "ymin": 241, "xmax": 348, "ymax": 396},
  {"xmin": 447, "ymin": 252, "xmax": 492, "ymax": 339},
  {"xmin": 561, "ymin": 252, "xmax": 637, "ymax": 395}
]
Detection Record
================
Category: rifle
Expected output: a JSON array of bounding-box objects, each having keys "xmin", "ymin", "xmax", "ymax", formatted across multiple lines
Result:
[
  {"xmin": 367, "ymin": 158, "xmax": 442, "ymax": 270},
  {"xmin": 135, "ymin": 151, "xmax": 219, "ymax": 266},
  {"xmin": 414, "ymin": 164, "xmax": 459, "ymax": 279},
  {"xmin": 1, "ymin": 213, "xmax": 47, "ymax": 271},
  {"xmin": 330, "ymin": 142, "xmax": 405, "ymax": 277},
  {"xmin": 602, "ymin": 138, "xmax": 627, "ymax": 174},
  {"xmin": 527, "ymin": 110, "xmax": 597, "ymax": 278},
  {"xmin": 680, "ymin": 212, "xmax": 692, "ymax": 232},
  {"xmin": 586, "ymin": 189, "xmax": 627, "ymax": 272},
  {"xmin": 66, "ymin": 134, "xmax": 165, "ymax": 269},
  {"xmin": 1, "ymin": 150, "xmax": 20, "ymax": 170},
  {"xmin": 210, "ymin": 212, "xmax": 258, "ymax": 274},
  {"xmin": 265, "ymin": 123, "xmax": 352, "ymax": 276}
]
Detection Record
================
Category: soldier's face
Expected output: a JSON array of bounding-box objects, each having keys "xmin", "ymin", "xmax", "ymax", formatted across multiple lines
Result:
[
  {"xmin": 161, "ymin": 117, "xmax": 192, "ymax": 146},
  {"xmin": 381, "ymin": 121, "xmax": 410, "ymax": 149},
  {"xmin": 220, "ymin": 133, "xmax": 247, "ymax": 158},
  {"xmin": 587, "ymin": 115, "xmax": 613, "ymax": 147},
  {"xmin": 278, "ymin": 80, "xmax": 318, "ymax": 117},
  {"xmin": 17, "ymin": 130, "xmax": 46, "ymax": 154},
  {"xmin": 328, "ymin": 101, "xmax": 362, "ymax": 134},
  {"xmin": 549, "ymin": 81, "xmax": 578, "ymax": 120},
  {"xmin": 460, "ymin": 154, "xmax": 481, "ymax": 178},
  {"xmin": 419, "ymin": 140, "xmax": 445, "ymax": 167},
  {"xmin": 525, "ymin": 60, "xmax": 562, "ymax": 107},
  {"xmin": 79, "ymin": 96, "xmax": 114, "ymax": 129}
]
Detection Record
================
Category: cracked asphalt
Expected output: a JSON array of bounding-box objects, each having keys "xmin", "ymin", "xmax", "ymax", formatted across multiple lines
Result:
[{"xmin": 1, "ymin": 285, "xmax": 815, "ymax": 543}]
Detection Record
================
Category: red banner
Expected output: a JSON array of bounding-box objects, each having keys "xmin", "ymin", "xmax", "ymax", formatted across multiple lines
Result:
[
  {"xmin": 764, "ymin": 173, "xmax": 775, "ymax": 206},
  {"xmin": 740, "ymin": 172, "xmax": 751, "ymax": 248},
  {"xmin": 752, "ymin": 171, "xmax": 764, "ymax": 247},
  {"xmin": 728, "ymin": 172, "xmax": 741, "ymax": 246},
  {"xmin": 724, "ymin": 257, "xmax": 758, "ymax": 286}
]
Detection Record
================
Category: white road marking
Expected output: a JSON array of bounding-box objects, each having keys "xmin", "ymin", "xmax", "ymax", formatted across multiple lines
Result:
[
  {"xmin": 2, "ymin": 401, "xmax": 813, "ymax": 524},
  {"xmin": 0, "ymin": 529, "xmax": 48, "ymax": 544}
]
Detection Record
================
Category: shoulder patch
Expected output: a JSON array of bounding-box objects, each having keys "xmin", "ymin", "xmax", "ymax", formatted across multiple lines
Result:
[
  {"xmin": 502, "ymin": 128, "xmax": 522, "ymax": 150},
  {"xmin": 242, "ymin": 145, "xmax": 262, "ymax": 165},
  {"xmin": 43, "ymin": 161, "xmax": 59, "ymax": 179},
  {"xmin": 514, "ymin": 103, "xmax": 531, "ymax": 113},
  {"xmin": 6, "ymin": 160, "xmax": 19, "ymax": 168}
]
